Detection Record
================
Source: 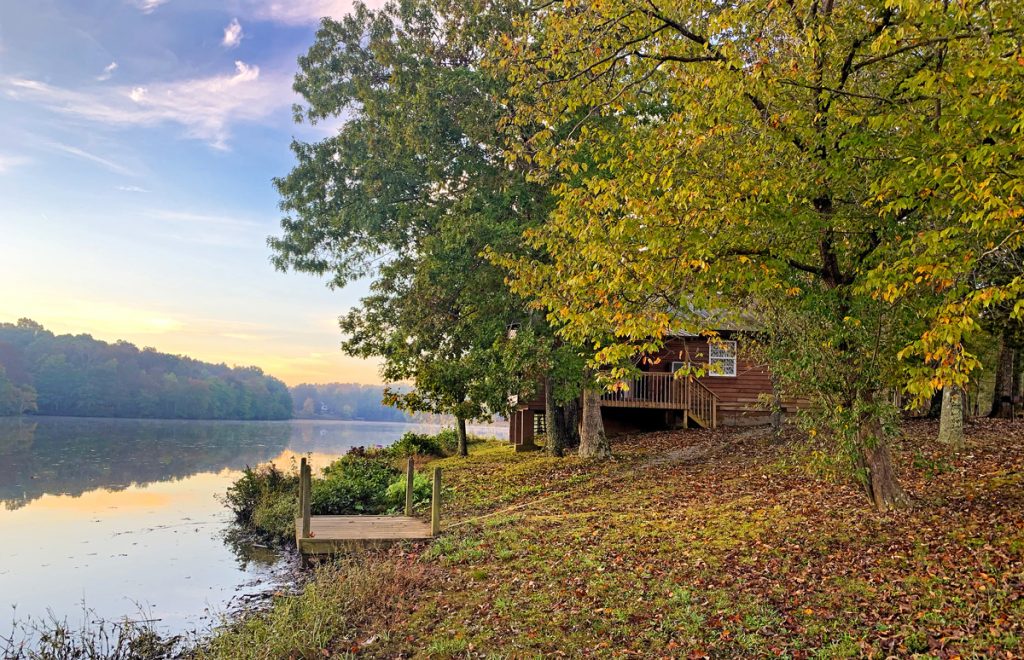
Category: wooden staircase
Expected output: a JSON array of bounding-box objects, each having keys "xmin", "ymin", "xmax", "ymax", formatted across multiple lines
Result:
[
  {"xmin": 683, "ymin": 377, "xmax": 717, "ymax": 429},
  {"xmin": 600, "ymin": 372, "xmax": 719, "ymax": 428}
]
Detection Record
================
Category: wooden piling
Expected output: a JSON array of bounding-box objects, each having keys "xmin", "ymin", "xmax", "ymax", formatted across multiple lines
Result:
[
  {"xmin": 405, "ymin": 456, "xmax": 415, "ymax": 516},
  {"xmin": 301, "ymin": 459, "xmax": 312, "ymax": 539},
  {"xmin": 430, "ymin": 467, "xmax": 441, "ymax": 536}
]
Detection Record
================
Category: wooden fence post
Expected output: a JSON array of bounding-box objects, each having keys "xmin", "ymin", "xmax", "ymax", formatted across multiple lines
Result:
[
  {"xmin": 431, "ymin": 467, "xmax": 442, "ymax": 536},
  {"xmin": 405, "ymin": 456, "xmax": 415, "ymax": 516},
  {"xmin": 301, "ymin": 459, "xmax": 312, "ymax": 539}
]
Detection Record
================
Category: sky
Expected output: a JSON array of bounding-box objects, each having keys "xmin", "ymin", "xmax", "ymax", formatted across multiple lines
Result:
[{"xmin": 0, "ymin": 0, "xmax": 388, "ymax": 386}]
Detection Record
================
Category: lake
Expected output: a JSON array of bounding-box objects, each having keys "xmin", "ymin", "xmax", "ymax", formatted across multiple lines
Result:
[{"xmin": 0, "ymin": 416, "xmax": 505, "ymax": 641}]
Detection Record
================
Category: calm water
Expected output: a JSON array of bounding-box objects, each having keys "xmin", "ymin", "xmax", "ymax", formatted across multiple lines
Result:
[{"xmin": 0, "ymin": 416, "xmax": 504, "ymax": 638}]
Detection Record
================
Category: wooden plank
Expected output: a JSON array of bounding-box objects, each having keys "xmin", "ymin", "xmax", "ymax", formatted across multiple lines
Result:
[{"xmin": 294, "ymin": 515, "xmax": 434, "ymax": 554}]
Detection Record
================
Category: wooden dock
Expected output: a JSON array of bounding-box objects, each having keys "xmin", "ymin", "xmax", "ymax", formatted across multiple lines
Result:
[{"xmin": 295, "ymin": 457, "xmax": 441, "ymax": 556}]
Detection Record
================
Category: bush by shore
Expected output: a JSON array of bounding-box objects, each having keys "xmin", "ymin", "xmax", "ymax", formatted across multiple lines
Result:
[{"xmin": 223, "ymin": 429, "xmax": 483, "ymax": 543}]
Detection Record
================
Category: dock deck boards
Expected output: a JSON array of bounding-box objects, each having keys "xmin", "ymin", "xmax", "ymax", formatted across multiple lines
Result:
[{"xmin": 295, "ymin": 515, "xmax": 434, "ymax": 554}]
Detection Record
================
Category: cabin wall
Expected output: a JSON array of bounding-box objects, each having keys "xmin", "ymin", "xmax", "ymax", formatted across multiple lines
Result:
[{"xmin": 644, "ymin": 336, "xmax": 788, "ymax": 426}]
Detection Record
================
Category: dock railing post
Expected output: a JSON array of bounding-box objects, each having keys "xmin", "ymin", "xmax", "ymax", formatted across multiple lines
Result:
[
  {"xmin": 301, "ymin": 459, "xmax": 312, "ymax": 539},
  {"xmin": 431, "ymin": 467, "xmax": 441, "ymax": 536},
  {"xmin": 405, "ymin": 456, "xmax": 415, "ymax": 516},
  {"xmin": 299, "ymin": 457, "xmax": 306, "ymax": 515}
]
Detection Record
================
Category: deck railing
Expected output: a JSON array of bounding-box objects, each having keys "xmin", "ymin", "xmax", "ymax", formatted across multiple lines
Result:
[{"xmin": 600, "ymin": 372, "xmax": 719, "ymax": 427}]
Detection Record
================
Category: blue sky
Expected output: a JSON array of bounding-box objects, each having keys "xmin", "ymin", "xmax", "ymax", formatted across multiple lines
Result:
[{"xmin": 0, "ymin": 0, "xmax": 387, "ymax": 385}]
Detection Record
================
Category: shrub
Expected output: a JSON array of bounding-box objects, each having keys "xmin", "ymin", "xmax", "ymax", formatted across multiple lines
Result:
[
  {"xmin": 386, "ymin": 431, "xmax": 448, "ymax": 457},
  {"xmin": 385, "ymin": 427, "xmax": 488, "ymax": 458},
  {"xmin": 384, "ymin": 471, "xmax": 433, "ymax": 512},
  {"xmin": 251, "ymin": 492, "xmax": 298, "ymax": 542},
  {"xmin": 313, "ymin": 449, "xmax": 399, "ymax": 515},
  {"xmin": 223, "ymin": 463, "xmax": 297, "ymax": 529},
  {"xmin": 290, "ymin": 448, "xmax": 401, "ymax": 516}
]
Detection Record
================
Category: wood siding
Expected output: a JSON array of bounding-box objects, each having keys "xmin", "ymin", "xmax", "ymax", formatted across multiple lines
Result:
[{"xmin": 642, "ymin": 336, "xmax": 785, "ymax": 417}]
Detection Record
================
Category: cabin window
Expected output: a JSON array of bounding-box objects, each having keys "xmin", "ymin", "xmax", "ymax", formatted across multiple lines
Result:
[
  {"xmin": 708, "ymin": 340, "xmax": 737, "ymax": 377},
  {"xmin": 670, "ymin": 361, "xmax": 686, "ymax": 374}
]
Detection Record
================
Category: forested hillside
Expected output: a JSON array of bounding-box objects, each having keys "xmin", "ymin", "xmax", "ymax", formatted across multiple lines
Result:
[
  {"xmin": 289, "ymin": 383, "xmax": 411, "ymax": 422},
  {"xmin": 0, "ymin": 319, "xmax": 292, "ymax": 420}
]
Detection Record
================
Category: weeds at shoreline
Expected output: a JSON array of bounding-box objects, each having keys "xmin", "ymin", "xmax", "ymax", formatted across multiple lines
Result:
[
  {"xmin": 197, "ymin": 552, "xmax": 434, "ymax": 660},
  {"xmin": 1, "ymin": 607, "xmax": 184, "ymax": 659}
]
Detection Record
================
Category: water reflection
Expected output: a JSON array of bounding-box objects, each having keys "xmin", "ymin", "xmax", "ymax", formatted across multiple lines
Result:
[
  {"xmin": 0, "ymin": 417, "xmax": 501, "ymax": 637},
  {"xmin": 0, "ymin": 417, "xmax": 292, "ymax": 510}
]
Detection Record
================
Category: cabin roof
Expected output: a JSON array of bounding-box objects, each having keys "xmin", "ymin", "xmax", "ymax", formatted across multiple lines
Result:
[{"xmin": 666, "ymin": 305, "xmax": 760, "ymax": 334}]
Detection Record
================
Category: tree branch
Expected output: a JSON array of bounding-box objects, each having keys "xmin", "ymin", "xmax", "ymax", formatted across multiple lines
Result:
[{"xmin": 722, "ymin": 248, "xmax": 826, "ymax": 278}]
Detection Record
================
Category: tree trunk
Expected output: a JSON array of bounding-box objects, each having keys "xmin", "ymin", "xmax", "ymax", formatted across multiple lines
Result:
[
  {"xmin": 990, "ymin": 339, "xmax": 1016, "ymax": 419},
  {"xmin": 856, "ymin": 412, "xmax": 909, "ymax": 512},
  {"xmin": 1016, "ymin": 348, "xmax": 1024, "ymax": 410},
  {"xmin": 578, "ymin": 387, "xmax": 610, "ymax": 459},
  {"xmin": 544, "ymin": 377, "xmax": 566, "ymax": 457},
  {"xmin": 455, "ymin": 416, "xmax": 468, "ymax": 457},
  {"xmin": 559, "ymin": 397, "xmax": 581, "ymax": 448},
  {"xmin": 938, "ymin": 386, "xmax": 965, "ymax": 450},
  {"xmin": 926, "ymin": 389, "xmax": 943, "ymax": 419},
  {"xmin": 768, "ymin": 372, "xmax": 784, "ymax": 434}
]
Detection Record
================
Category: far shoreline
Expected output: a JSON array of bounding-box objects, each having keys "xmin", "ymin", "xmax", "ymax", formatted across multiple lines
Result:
[{"xmin": 0, "ymin": 415, "xmax": 508, "ymax": 436}]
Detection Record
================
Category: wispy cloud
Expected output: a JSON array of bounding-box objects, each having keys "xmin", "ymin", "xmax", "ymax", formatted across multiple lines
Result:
[
  {"xmin": 147, "ymin": 208, "xmax": 264, "ymax": 229},
  {"xmin": 144, "ymin": 209, "xmax": 266, "ymax": 248},
  {"xmin": 116, "ymin": 185, "xmax": 150, "ymax": 193},
  {"xmin": 2, "ymin": 61, "xmax": 293, "ymax": 149},
  {"xmin": 240, "ymin": 0, "xmax": 382, "ymax": 25},
  {"xmin": 222, "ymin": 18, "xmax": 244, "ymax": 48},
  {"xmin": 97, "ymin": 61, "xmax": 119, "ymax": 82},
  {"xmin": 131, "ymin": 0, "xmax": 169, "ymax": 13},
  {"xmin": 0, "ymin": 154, "xmax": 30, "ymax": 174},
  {"xmin": 45, "ymin": 141, "xmax": 135, "ymax": 176}
]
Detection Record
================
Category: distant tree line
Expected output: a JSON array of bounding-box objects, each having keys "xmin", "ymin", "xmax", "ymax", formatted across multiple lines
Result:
[
  {"xmin": 289, "ymin": 383, "xmax": 412, "ymax": 422},
  {"xmin": 0, "ymin": 319, "xmax": 292, "ymax": 420}
]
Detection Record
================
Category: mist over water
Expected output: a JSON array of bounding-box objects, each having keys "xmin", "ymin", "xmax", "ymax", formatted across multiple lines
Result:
[{"xmin": 0, "ymin": 417, "xmax": 505, "ymax": 637}]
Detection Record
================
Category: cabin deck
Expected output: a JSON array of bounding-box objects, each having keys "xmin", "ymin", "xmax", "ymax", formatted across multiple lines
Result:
[{"xmin": 294, "ymin": 515, "xmax": 434, "ymax": 554}]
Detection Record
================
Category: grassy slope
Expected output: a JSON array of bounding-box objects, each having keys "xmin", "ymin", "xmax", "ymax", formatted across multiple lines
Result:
[{"xmin": 205, "ymin": 420, "xmax": 1024, "ymax": 659}]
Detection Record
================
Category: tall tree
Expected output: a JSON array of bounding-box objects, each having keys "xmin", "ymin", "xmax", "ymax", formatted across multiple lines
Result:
[
  {"xmin": 269, "ymin": 0, "xmax": 583, "ymax": 453},
  {"xmin": 498, "ymin": 0, "xmax": 1023, "ymax": 508}
]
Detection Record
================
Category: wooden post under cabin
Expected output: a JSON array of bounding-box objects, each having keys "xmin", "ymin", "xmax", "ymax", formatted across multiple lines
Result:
[
  {"xmin": 431, "ymin": 466, "xmax": 441, "ymax": 536},
  {"xmin": 301, "ymin": 459, "xmax": 312, "ymax": 539},
  {"xmin": 509, "ymin": 410, "xmax": 519, "ymax": 446},
  {"xmin": 405, "ymin": 456, "xmax": 415, "ymax": 516}
]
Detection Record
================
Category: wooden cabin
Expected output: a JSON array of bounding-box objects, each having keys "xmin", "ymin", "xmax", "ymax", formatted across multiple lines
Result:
[{"xmin": 509, "ymin": 332, "xmax": 794, "ymax": 449}]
